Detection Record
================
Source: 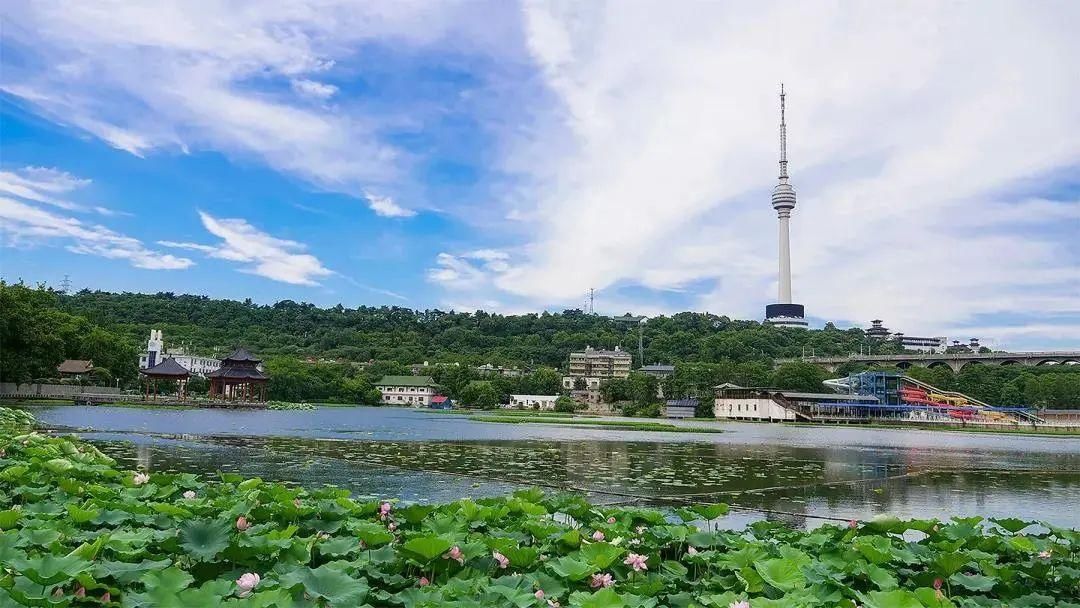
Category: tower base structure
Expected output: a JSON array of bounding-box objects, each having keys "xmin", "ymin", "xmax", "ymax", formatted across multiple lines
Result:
[{"xmin": 765, "ymin": 303, "xmax": 807, "ymax": 328}]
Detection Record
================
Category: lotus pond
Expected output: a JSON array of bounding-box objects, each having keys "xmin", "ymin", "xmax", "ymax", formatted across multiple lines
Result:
[{"xmin": 2, "ymin": 407, "xmax": 1079, "ymax": 607}]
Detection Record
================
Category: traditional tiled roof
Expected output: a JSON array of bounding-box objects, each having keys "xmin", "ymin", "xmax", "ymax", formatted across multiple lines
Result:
[
  {"xmin": 431, "ymin": 395, "xmax": 450, "ymax": 404},
  {"xmin": 221, "ymin": 347, "xmax": 261, "ymax": 363},
  {"xmin": 139, "ymin": 357, "xmax": 191, "ymax": 377},
  {"xmin": 57, "ymin": 360, "xmax": 93, "ymax": 374},
  {"xmin": 377, "ymin": 375, "xmax": 437, "ymax": 387},
  {"xmin": 206, "ymin": 365, "xmax": 269, "ymax": 380}
]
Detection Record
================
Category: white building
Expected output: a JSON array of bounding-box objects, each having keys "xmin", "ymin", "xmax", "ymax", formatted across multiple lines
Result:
[
  {"xmin": 376, "ymin": 375, "xmax": 439, "ymax": 407},
  {"xmin": 562, "ymin": 346, "xmax": 632, "ymax": 390},
  {"xmin": 138, "ymin": 329, "xmax": 220, "ymax": 376},
  {"xmin": 506, "ymin": 394, "xmax": 560, "ymax": 410}
]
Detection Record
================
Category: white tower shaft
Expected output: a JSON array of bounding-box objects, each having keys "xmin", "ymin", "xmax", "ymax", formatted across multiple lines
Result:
[{"xmin": 778, "ymin": 212, "xmax": 792, "ymax": 303}]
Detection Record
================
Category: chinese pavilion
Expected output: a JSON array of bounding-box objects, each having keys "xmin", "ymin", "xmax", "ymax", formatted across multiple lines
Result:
[
  {"xmin": 207, "ymin": 347, "xmax": 269, "ymax": 402},
  {"xmin": 139, "ymin": 357, "xmax": 191, "ymax": 401}
]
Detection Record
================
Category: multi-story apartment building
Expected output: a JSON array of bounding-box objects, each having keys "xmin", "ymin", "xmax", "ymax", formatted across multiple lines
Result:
[
  {"xmin": 376, "ymin": 375, "xmax": 439, "ymax": 406},
  {"xmin": 562, "ymin": 346, "xmax": 632, "ymax": 390}
]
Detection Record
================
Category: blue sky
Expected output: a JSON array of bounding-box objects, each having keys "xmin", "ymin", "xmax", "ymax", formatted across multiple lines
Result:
[{"xmin": 1, "ymin": 2, "xmax": 1078, "ymax": 350}]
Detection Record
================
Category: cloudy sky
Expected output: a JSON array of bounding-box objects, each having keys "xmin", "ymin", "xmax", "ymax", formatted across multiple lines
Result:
[{"xmin": 1, "ymin": 1, "xmax": 1078, "ymax": 349}]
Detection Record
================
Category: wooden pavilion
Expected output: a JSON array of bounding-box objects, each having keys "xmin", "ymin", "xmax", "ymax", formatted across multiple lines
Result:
[
  {"xmin": 207, "ymin": 348, "xmax": 269, "ymax": 402},
  {"xmin": 139, "ymin": 357, "xmax": 191, "ymax": 401}
]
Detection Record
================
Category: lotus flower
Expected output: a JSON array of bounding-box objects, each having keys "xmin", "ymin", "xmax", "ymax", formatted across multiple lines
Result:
[
  {"xmin": 607, "ymin": 517, "xmax": 616, "ymax": 524},
  {"xmin": 687, "ymin": 546, "xmax": 698, "ymax": 556},
  {"xmin": 1038, "ymin": 550, "xmax": 1052, "ymax": 558},
  {"xmin": 591, "ymin": 530, "xmax": 605, "ymax": 541},
  {"xmin": 590, "ymin": 573, "xmax": 614, "ymax": 588},
  {"xmin": 236, "ymin": 516, "xmax": 251, "ymax": 531},
  {"xmin": 74, "ymin": 586, "xmax": 85, "ymax": 598},
  {"xmin": 379, "ymin": 502, "xmax": 392, "ymax": 519},
  {"xmin": 933, "ymin": 578, "xmax": 943, "ymax": 591},
  {"xmin": 418, "ymin": 576, "xmax": 430, "ymax": 587},
  {"xmin": 444, "ymin": 545, "xmax": 464, "ymax": 564},
  {"xmin": 729, "ymin": 602, "xmax": 750, "ymax": 608},
  {"xmin": 102, "ymin": 592, "xmax": 111, "ymax": 603},
  {"xmin": 535, "ymin": 589, "xmax": 545, "ymax": 599},
  {"xmin": 294, "ymin": 498, "xmax": 302, "ymax": 508},
  {"xmin": 848, "ymin": 519, "xmax": 858, "ymax": 529},
  {"xmin": 182, "ymin": 490, "xmax": 196, "ymax": 499},
  {"xmin": 635, "ymin": 526, "xmax": 646, "ymax": 534},
  {"xmin": 133, "ymin": 472, "xmax": 150, "ymax": 485},
  {"xmin": 623, "ymin": 552, "xmax": 648, "ymax": 571},
  {"xmin": 388, "ymin": 521, "xmax": 397, "ymax": 531},
  {"xmin": 236, "ymin": 573, "xmax": 260, "ymax": 597},
  {"xmin": 547, "ymin": 600, "xmax": 561, "ymax": 608},
  {"xmin": 493, "ymin": 551, "xmax": 509, "ymax": 569},
  {"xmin": 52, "ymin": 588, "xmax": 63, "ymax": 598}
]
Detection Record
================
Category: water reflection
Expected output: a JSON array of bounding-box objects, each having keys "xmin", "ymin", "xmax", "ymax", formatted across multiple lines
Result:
[{"xmin": 23, "ymin": 405, "xmax": 1080, "ymax": 527}]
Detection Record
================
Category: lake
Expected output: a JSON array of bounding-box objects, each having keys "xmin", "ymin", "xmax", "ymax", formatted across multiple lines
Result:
[{"xmin": 22, "ymin": 404, "xmax": 1080, "ymax": 528}]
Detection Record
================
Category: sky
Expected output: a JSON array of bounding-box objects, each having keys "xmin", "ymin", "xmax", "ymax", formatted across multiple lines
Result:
[{"xmin": 1, "ymin": 1, "xmax": 1078, "ymax": 350}]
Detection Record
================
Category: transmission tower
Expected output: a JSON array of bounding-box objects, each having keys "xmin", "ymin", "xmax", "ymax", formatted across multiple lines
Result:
[
  {"xmin": 587, "ymin": 288, "xmax": 595, "ymax": 315},
  {"xmin": 59, "ymin": 274, "xmax": 72, "ymax": 294}
]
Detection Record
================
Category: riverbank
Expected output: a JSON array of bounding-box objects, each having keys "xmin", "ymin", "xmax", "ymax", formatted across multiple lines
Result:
[
  {"xmin": 470, "ymin": 414, "xmax": 725, "ymax": 433},
  {"xmin": 1, "ymin": 406, "xmax": 1075, "ymax": 607}
]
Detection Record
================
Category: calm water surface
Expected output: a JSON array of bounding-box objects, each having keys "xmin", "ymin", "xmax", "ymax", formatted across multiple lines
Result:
[{"xmin": 24, "ymin": 405, "xmax": 1080, "ymax": 528}]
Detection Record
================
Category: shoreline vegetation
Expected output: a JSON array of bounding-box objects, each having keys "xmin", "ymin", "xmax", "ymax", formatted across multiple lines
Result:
[
  {"xmin": 2, "ymin": 407, "xmax": 1077, "ymax": 608},
  {"xmin": 469, "ymin": 415, "xmax": 726, "ymax": 434}
]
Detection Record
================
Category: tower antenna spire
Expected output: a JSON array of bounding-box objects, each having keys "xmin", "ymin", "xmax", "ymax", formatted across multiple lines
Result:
[{"xmin": 779, "ymin": 82, "xmax": 788, "ymax": 181}]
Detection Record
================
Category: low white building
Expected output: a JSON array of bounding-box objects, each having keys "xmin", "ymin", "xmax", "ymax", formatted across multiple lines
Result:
[
  {"xmin": 506, "ymin": 394, "xmax": 560, "ymax": 410},
  {"xmin": 138, "ymin": 329, "xmax": 220, "ymax": 376},
  {"xmin": 714, "ymin": 395, "xmax": 796, "ymax": 421},
  {"xmin": 377, "ymin": 375, "xmax": 439, "ymax": 407}
]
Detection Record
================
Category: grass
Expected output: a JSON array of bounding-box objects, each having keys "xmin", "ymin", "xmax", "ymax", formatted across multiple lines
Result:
[{"xmin": 470, "ymin": 415, "xmax": 724, "ymax": 433}]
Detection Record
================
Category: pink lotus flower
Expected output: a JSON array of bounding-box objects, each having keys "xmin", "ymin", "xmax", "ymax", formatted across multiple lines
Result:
[
  {"xmin": 590, "ymin": 573, "xmax": 614, "ymax": 588},
  {"xmin": 74, "ymin": 586, "xmax": 85, "ymax": 598},
  {"xmin": 591, "ymin": 530, "xmax": 605, "ymax": 541},
  {"xmin": 848, "ymin": 519, "xmax": 858, "ymax": 529},
  {"xmin": 236, "ymin": 573, "xmax": 260, "ymax": 597},
  {"xmin": 418, "ymin": 576, "xmax": 430, "ymax": 587},
  {"xmin": 133, "ymin": 472, "xmax": 150, "ymax": 485},
  {"xmin": 379, "ymin": 502, "xmax": 392, "ymax": 519},
  {"xmin": 687, "ymin": 546, "xmax": 698, "ymax": 556},
  {"xmin": 102, "ymin": 592, "xmax": 111, "ymax": 603},
  {"xmin": 729, "ymin": 602, "xmax": 750, "ymax": 608},
  {"xmin": 235, "ymin": 516, "xmax": 251, "ymax": 531},
  {"xmin": 535, "ymin": 589, "xmax": 545, "ymax": 599},
  {"xmin": 624, "ymin": 552, "xmax": 648, "ymax": 571},
  {"xmin": 388, "ymin": 521, "xmax": 397, "ymax": 531},
  {"xmin": 607, "ymin": 517, "xmax": 616, "ymax": 524},
  {"xmin": 493, "ymin": 551, "xmax": 509, "ymax": 569},
  {"xmin": 182, "ymin": 490, "xmax": 196, "ymax": 499},
  {"xmin": 52, "ymin": 588, "xmax": 63, "ymax": 598},
  {"xmin": 933, "ymin": 578, "xmax": 943, "ymax": 591},
  {"xmin": 444, "ymin": 545, "xmax": 464, "ymax": 564},
  {"xmin": 1038, "ymin": 550, "xmax": 1052, "ymax": 558},
  {"xmin": 294, "ymin": 498, "xmax": 302, "ymax": 508}
]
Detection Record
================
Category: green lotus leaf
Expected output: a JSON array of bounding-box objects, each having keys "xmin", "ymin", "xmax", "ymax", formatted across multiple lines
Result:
[
  {"xmin": 547, "ymin": 555, "xmax": 596, "ymax": 581},
  {"xmin": 179, "ymin": 518, "xmax": 232, "ymax": 561},
  {"xmin": 0, "ymin": 509, "xmax": 21, "ymax": 529},
  {"xmin": 691, "ymin": 504, "xmax": 729, "ymax": 521},
  {"xmin": 854, "ymin": 535, "xmax": 895, "ymax": 565},
  {"xmin": 94, "ymin": 558, "xmax": 173, "ymax": 584},
  {"xmin": 400, "ymin": 535, "xmax": 453, "ymax": 563},
  {"xmin": 580, "ymin": 542, "xmax": 625, "ymax": 569},
  {"xmin": 856, "ymin": 589, "xmax": 926, "ymax": 608},
  {"xmin": 281, "ymin": 563, "xmax": 369, "ymax": 605},
  {"xmin": 398, "ymin": 504, "xmax": 436, "ymax": 524},
  {"xmin": 501, "ymin": 545, "xmax": 540, "ymax": 568},
  {"xmin": 18, "ymin": 553, "xmax": 93, "ymax": 585},
  {"xmin": 354, "ymin": 522, "xmax": 395, "ymax": 547},
  {"xmin": 568, "ymin": 587, "xmax": 626, "ymax": 608},
  {"xmin": 754, "ymin": 557, "xmax": 806, "ymax": 592},
  {"xmin": 949, "ymin": 572, "xmax": 997, "ymax": 591}
]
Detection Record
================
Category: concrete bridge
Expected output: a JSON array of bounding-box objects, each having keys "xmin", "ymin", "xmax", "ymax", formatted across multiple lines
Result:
[{"xmin": 778, "ymin": 351, "xmax": 1080, "ymax": 373}]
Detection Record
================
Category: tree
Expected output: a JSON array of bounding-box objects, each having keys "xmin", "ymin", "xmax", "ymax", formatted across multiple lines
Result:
[
  {"xmin": 459, "ymin": 381, "xmax": 499, "ymax": 409},
  {"xmin": 554, "ymin": 395, "xmax": 578, "ymax": 412},
  {"xmin": 769, "ymin": 362, "xmax": 828, "ymax": 393}
]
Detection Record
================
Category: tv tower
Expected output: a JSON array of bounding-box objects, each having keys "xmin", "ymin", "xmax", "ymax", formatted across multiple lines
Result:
[{"xmin": 764, "ymin": 84, "xmax": 807, "ymax": 328}]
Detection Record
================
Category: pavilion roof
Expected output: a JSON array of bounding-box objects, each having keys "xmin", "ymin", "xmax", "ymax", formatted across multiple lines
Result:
[
  {"xmin": 139, "ymin": 357, "xmax": 191, "ymax": 378},
  {"xmin": 221, "ymin": 347, "xmax": 261, "ymax": 364},
  {"xmin": 207, "ymin": 365, "xmax": 269, "ymax": 380},
  {"xmin": 57, "ymin": 360, "xmax": 93, "ymax": 374}
]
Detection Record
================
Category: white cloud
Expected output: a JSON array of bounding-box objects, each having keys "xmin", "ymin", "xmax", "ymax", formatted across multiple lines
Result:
[
  {"xmin": 452, "ymin": 1, "xmax": 1080, "ymax": 341},
  {"xmin": 364, "ymin": 192, "xmax": 416, "ymax": 218},
  {"xmin": 0, "ymin": 166, "xmax": 90, "ymax": 211},
  {"xmin": 160, "ymin": 211, "xmax": 333, "ymax": 285},
  {"xmin": 291, "ymin": 79, "xmax": 338, "ymax": 100},
  {"xmin": 0, "ymin": 196, "xmax": 193, "ymax": 270},
  {"xmin": 0, "ymin": 2, "xmax": 521, "ymax": 204}
]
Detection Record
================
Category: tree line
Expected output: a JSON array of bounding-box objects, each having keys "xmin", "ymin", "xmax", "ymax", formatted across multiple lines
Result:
[{"xmin": 1, "ymin": 283, "xmax": 1077, "ymax": 410}]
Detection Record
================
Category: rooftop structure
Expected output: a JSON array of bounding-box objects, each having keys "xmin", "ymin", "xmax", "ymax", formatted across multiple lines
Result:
[
  {"xmin": 641, "ymin": 364, "xmax": 675, "ymax": 377},
  {"xmin": 139, "ymin": 357, "xmax": 191, "ymax": 401},
  {"xmin": 376, "ymin": 375, "xmax": 438, "ymax": 407},
  {"xmin": 765, "ymin": 84, "xmax": 807, "ymax": 328},
  {"xmin": 56, "ymin": 359, "xmax": 93, "ymax": 377}
]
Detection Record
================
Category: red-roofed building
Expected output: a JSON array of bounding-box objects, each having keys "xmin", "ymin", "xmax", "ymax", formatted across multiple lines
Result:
[{"xmin": 429, "ymin": 395, "xmax": 453, "ymax": 410}]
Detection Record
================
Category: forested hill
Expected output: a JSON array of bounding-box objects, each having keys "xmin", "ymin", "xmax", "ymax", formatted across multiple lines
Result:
[{"xmin": 48, "ymin": 288, "xmax": 888, "ymax": 366}]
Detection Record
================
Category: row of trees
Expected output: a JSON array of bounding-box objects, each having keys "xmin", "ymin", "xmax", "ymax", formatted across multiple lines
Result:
[{"xmin": 2, "ymin": 283, "xmax": 1077, "ymax": 409}]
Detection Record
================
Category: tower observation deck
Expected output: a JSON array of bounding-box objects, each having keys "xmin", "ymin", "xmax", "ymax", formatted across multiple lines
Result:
[{"xmin": 765, "ymin": 84, "xmax": 807, "ymax": 328}]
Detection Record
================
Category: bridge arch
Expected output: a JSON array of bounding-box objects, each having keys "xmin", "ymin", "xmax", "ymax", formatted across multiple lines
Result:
[
  {"xmin": 958, "ymin": 360, "xmax": 983, "ymax": 371},
  {"xmin": 1036, "ymin": 359, "xmax": 1060, "ymax": 366},
  {"xmin": 999, "ymin": 360, "xmax": 1021, "ymax": 366},
  {"xmin": 895, "ymin": 361, "xmax": 913, "ymax": 370},
  {"xmin": 927, "ymin": 361, "xmax": 952, "ymax": 371}
]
